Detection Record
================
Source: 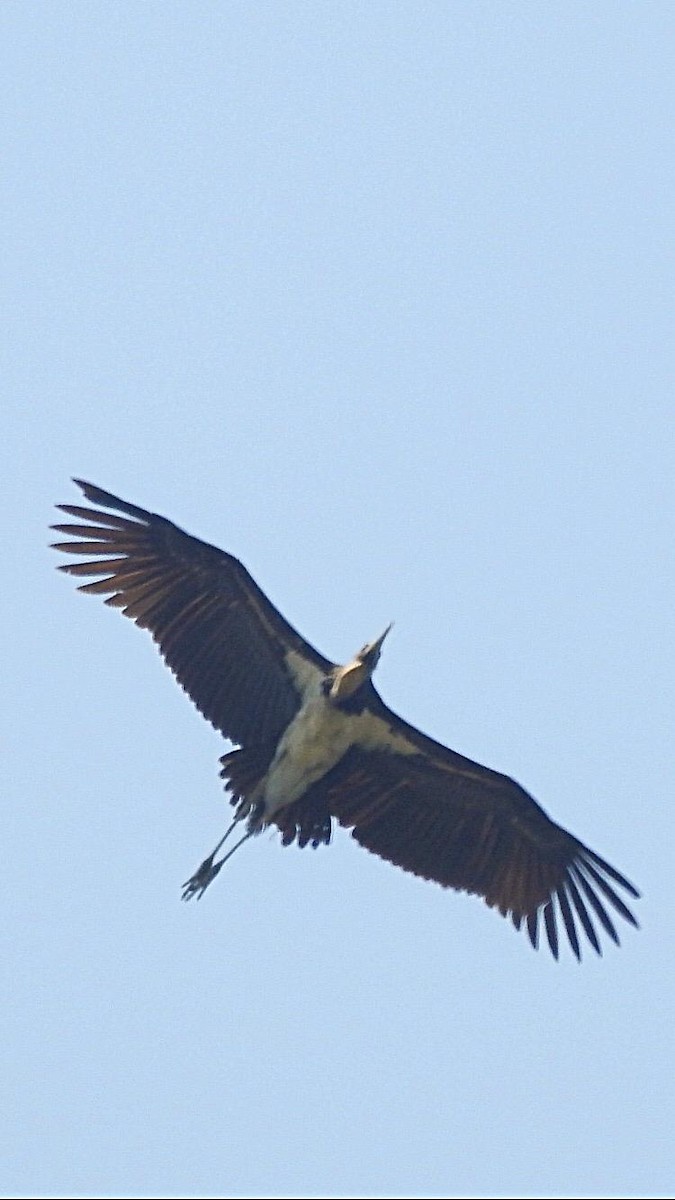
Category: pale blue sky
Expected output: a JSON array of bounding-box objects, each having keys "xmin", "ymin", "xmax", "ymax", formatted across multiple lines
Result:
[{"xmin": 3, "ymin": 4, "xmax": 673, "ymax": 1197}]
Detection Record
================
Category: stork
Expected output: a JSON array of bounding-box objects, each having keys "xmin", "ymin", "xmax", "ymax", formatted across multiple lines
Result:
[{"xmin": 52, "ymin": 480, "xmax": 640, "ymax": 960}]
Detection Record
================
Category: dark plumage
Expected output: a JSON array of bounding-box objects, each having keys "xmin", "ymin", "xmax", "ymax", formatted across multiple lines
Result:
[{"xmin": 52, "ymin": 479, "xmax": 640, "ymax": 959}]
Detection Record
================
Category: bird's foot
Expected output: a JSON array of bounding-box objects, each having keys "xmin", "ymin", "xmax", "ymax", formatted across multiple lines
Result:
[
  {"xmin": 181, "ymin": 854, "xmax": 224, "ymax": 902},
  {"xmin": 181, "ymin": 814, "xmax": 261, "ymax": 902}
]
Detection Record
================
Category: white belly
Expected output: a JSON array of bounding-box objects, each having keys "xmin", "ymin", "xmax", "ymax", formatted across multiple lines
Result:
[
  {"xmin": 262, "ymin": 693, "xmax": 357, "ymax": 816},
  {"xmin": 260, "ymin": 683, "xmax": 418, "ymax": 820}
]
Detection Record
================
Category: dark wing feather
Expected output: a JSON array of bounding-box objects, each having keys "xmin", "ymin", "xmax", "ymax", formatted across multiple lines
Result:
[
  {"xmin": 52, "ymin": 480, "xmax": 333, "ymax": 746},
  {"xmin": 305, "ymin": 715, "xmax": 639, "ymax": 959}
]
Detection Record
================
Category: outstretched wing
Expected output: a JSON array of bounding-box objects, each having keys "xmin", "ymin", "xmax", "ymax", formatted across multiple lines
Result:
[
  {"xmin": 298, "ymin": 692, "xmax": 639, "ymax": 959},
  {"xmin": 52, "ymin": 479, "xmax": 333, "ymax": 747}
]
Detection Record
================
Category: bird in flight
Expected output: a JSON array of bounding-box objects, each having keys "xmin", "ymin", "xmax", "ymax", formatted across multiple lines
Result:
[{"xmin": 52, "ymin": 479, "xmax": 639, "ymax": 960}]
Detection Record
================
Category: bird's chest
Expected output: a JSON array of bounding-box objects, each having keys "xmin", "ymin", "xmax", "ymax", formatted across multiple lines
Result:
[{"xmin": 263, "ymin": 695, "xmax": 356, "ymax": 813}]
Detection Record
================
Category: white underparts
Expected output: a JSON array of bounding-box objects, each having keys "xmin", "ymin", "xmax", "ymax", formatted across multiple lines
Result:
[{"xmin": 260, "ymin": 669, "xmax": 417, "ymax": 821}]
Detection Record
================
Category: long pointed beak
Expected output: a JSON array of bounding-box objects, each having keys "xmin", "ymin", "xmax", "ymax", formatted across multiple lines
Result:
[
  {"xmin": 372, "ymin": 622, "xmax": 393, "ymax": 652},
  {"xmin": 363, "ymin": 622, "xmax": 393, "ymax": 665}
]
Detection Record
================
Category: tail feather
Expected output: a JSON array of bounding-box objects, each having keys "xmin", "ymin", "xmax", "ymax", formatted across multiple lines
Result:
[
  {"xmin": 219, "ymin": 745, "xmax": 274, "ymax": 807},
  {"xmin": 219, "ymin": 745, "xmax": 332, "ymax": 850}
]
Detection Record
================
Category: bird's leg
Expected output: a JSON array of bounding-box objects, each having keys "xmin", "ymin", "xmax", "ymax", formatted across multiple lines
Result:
[
  {"xmin": 181, "ymin": 800, "xmax": 265, "ymax": 902},
  {"xmin": 180, "ymin": 813, "xmax": 241, "ymax": 901}
]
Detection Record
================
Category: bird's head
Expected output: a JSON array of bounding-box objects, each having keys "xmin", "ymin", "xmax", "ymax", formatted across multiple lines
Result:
[
  {"xmin": 328, "ymin": 624, "xmax": 393, "ymax": 702},
  {"xmin": 356, "ymin": 623, "xmax": 393, "ymax": 671}
]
